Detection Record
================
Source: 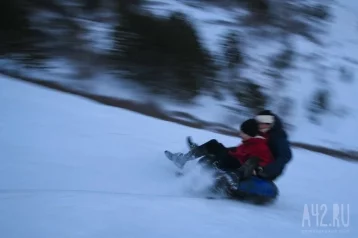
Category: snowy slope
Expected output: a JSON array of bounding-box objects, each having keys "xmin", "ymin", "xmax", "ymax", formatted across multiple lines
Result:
[
  {"xmin": 0, "ymin": 75, "xmax": 357, "ymax": 238},
  {"xmin": 3, "ymin": 0, "xmax": 358, "ymax": 151},
  {"xmin": 146, "ymin": 0, "xmax": 358, "ymax": 150}
]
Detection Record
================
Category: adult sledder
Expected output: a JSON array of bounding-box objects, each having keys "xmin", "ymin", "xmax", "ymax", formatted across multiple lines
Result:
[
  {"xmin": 165, "ymin": 119, "xmax": 279, "ymax": 204},
  {"xmin": 254, "ymin": 110, "xmax": 292, "ymax": 180}
]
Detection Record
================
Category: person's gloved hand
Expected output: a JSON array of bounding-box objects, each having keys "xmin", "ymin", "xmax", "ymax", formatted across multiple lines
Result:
[
  {"xmin": 237, "ymin": 157, "xmax": 259, "ymax": 179},
  {"xmin": 253, "ymin": 166, "xmax": 263, "ymax": 175}
]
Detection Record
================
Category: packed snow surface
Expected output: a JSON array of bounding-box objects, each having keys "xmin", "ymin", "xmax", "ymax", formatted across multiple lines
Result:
[{"xmin": 0, "ymin": 75, "xmax": 357, "ymax": 238}]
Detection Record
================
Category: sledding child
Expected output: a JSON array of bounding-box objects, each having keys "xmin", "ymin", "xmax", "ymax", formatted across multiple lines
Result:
[{"xmin": 165, "ymin": 119, "xmax": 274, "ymax": 182}]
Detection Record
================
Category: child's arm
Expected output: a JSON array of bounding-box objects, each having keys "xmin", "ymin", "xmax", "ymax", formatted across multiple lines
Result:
[{"xmin": 250, "ymin": 145, "xmax": 273, "ymax": 167}]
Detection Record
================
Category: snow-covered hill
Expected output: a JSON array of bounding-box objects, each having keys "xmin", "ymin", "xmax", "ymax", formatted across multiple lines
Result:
[
  {"xmin": 0, "ymin": 75, "xmax": 357, "ymax": 238},
  {"xmin": 2, "ymin": 0, "xmax": 358, "ymax": 152},
  {"xmin": 145, "ymin": 0, "xmax": 358, "ymax": 150}
]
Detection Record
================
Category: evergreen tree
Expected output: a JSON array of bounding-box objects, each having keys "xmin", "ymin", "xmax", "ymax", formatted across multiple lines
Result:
[
  {"xmin": 112, "ymin": 9, "xmax": 215, "ymax": 100},
  {"xmin": 222, "ymin": 31, "xmax": 243, "ymax": 80},
  {"xmin": 0, "ymin": 0, "xmax": 48, "ymax": 64}
]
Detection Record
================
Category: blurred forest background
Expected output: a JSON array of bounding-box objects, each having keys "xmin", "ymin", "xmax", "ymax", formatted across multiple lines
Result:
[{"xmin": 1, "ymin": 0, "xmax": 355, "ymax": 126}]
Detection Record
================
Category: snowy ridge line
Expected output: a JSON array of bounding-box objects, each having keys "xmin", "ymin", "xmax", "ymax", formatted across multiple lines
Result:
[
  {"xmin": 290, "ymin": 142, "xmax": 358, "ymax": 161},
  {"xmin": 2, "ymin": 70, "xmax": 358, "ymax": 161},
  {"xmin": 0, "ymin": 188, "xmax": 225, "ymax": 201},
  {"xmin": 0, "ymin": 70, "xmax": 238, "ymax": 133}
]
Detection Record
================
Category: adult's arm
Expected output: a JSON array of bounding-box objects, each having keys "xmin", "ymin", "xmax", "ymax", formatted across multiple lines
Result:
[{"xmin": 262, "ymin": 136, "xmax": 292, "ymax": 176}]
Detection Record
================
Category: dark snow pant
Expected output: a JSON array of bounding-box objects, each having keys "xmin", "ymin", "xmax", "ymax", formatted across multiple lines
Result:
[{"xmin": 196, "ymin": 139, "xmax": 242, "ymax": 171}]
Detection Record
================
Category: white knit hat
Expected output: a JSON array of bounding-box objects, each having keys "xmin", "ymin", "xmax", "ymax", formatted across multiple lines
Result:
[{"xmin": 255, "ymin": 115, "xmax": 274, "ymax": 124}]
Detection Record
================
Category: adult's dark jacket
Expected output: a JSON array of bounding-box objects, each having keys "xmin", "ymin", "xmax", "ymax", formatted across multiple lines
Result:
[{"xmin": 259, "ymin": 114, "xmax": 292, "ymax": 180}]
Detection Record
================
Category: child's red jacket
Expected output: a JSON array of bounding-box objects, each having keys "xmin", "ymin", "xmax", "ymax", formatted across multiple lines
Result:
[{"xmin": 228, "ymin": 136, "xmax": 274, "ymax": 167}]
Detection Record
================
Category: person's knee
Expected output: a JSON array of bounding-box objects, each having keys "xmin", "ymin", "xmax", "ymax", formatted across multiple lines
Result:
[
  {"xmin": 207, "ymin": 139, "xmax": 225, "ymax": 149},
  {"xmin": 207, "ymin": 139, "xmax": 219, "ymax": 145},
  {"xmin": 257, "ymin": 170, "xmax": 280, "ymax": 181},
  {"xmin": 202, "ymin": 139, "xmax": 226, "ymax": 155}
]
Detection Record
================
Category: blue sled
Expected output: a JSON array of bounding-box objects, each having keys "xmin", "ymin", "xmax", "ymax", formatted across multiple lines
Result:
[{"xmin": 227, "ymin": 176, "xmax": 279, "ymax": 204}]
